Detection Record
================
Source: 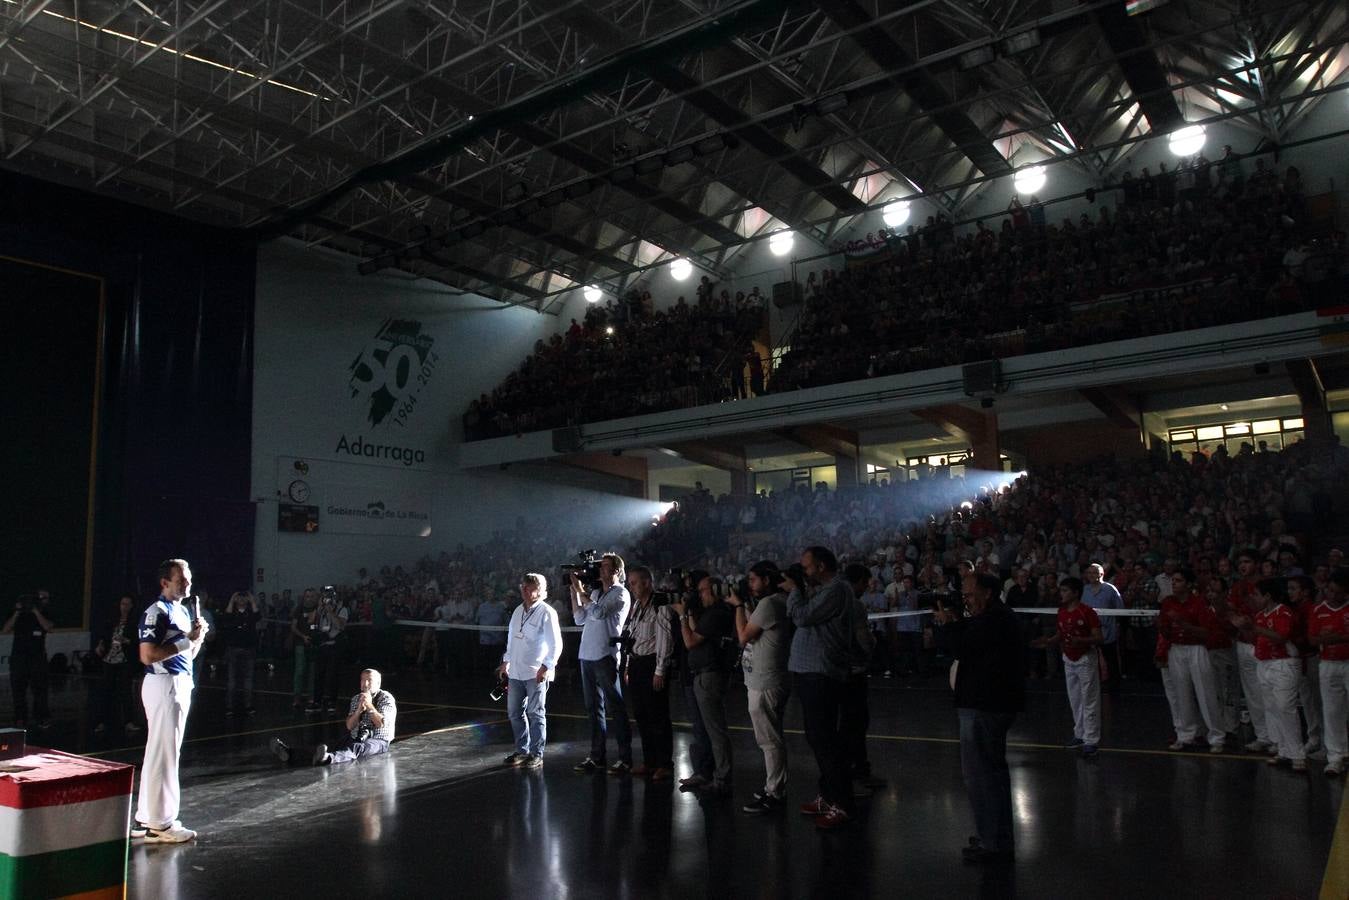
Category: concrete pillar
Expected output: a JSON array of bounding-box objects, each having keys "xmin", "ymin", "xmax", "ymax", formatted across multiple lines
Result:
[{"xmin": 970, "ymin": 409, "xmax": 1001, "ymax": 472}]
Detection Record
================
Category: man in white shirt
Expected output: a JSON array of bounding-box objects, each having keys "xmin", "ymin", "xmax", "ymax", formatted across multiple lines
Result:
[
  {"xmin": 497, "ymin": 574, "xmax": 563, "ymax": 769},
  {"xmin": 570, "ymin": 554, "xmax": 633, "ymax": 774}
]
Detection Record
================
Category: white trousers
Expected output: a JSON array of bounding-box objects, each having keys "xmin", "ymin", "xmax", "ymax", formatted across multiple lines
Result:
[
  {"xmin": 1236, "ymin": 641, "xmax": 1270, "ymax": 743},
  {"xmin": 137, "ymin": 672, "xmax": 194, "ymax": 830},
  {"xmin": 1299, "ymin": 656, "xmax": 1323, "ymax": 748},
  {"xmin": 1319, "ymin": 659, "xmax": 1349, "ymax": 765},
  {"xmin": 1208, "ymin": 647, "xmax": 1240, "ymax": 734},
  {"xmin": 1168, "ymin": 644, "xmax": 1225, "ymax": 746},
  {"xmin": 1257, "ymin": 658, "xmax": 1304, "ymax": 762},
  {"xmin": 1160, "ymin": 666, "xmax": 1185, "ymax": 735},
  {"xmin": 1063, "ymin": 652, "xmax": 1101, "ymax": 744}
]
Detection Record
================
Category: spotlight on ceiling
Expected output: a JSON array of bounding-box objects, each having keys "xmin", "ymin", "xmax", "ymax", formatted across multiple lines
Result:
[
  {"xmin": 670, "ymin": 258, "xmax": 693, "ymax": 281},
  {"xmin": 1013, "ymin": 165, "xmax": 1046, "ymax": 195},
  {"xmin": 1168, "ymin": 124, "xmax": 1206, "ymax": 157},
  {"xmin": 768, "ymin": 231, "xmax": 794, "ymax": 256},
  {"xmin": 583, "ymin": 285, "xmax": 602, "ymax": 303},
  {"xmin": 882, "ymin": 199, "xmax": 911, "ymax": 228}
]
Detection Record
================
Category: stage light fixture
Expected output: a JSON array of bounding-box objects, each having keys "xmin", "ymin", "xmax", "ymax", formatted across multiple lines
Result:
[
  {"xmin": 882, "ymin": 199, "xmax": 910, "ymax": 228},
  {"xmin": 584, "ymin": 285, "xmax": 602, "ymax": 303},
  {"xmin": 1168, "ymin": 124, "xmax": 1206, "ymax": 156},
  {"xmin": 768, "ymin": 231, "xmax": 794, "ymax": 256},
  {"xmin": 670, "ymin": 258, "xmax": 693, "ymax": 281},
  {"xmin": 1013, "ymin": 165, "xmax": 1046, "ymax": 194}
]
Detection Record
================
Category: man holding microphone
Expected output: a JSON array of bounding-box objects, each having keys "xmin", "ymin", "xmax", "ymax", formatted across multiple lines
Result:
[
  {"xmin": 498, "ymin": 574, "xmax": 564, "ymax": 769},
  {"xmin": 134, "ymin": 558, "xmax": 208, "ymax": 844}
]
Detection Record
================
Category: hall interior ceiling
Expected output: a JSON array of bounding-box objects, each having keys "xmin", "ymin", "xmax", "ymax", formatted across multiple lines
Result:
[{"xmin": 0, "ymin": 0, "xmax": 1344, "ymax": 307}]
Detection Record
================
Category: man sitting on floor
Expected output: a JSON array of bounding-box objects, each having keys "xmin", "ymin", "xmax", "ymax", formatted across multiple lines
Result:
[{"xmin": 271, "ymin": 668, "xmax": 396, "ymax": 766}]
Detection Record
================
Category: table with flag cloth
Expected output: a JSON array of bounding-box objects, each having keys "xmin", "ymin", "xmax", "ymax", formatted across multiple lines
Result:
[{"xmin": 0, "ymin": 748, "xmax": 133, "ymax": 899}]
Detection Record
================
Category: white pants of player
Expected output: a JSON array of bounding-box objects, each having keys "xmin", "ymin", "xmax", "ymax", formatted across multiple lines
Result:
[
  {"xmin": 1209, "ymin": 647, "xmax": 1240, "ymax": 734},
  {"xmin": 1319, "ymin": 659, "xmax": 1349, "ymax": 766},
  {"xmin": 137, "ymin": 672, "xmax": 194, "ymax": 829},
  {"xmin": 1063, "ymin": 651, "xmax": 1101, "ymax": 745},
  {"xmin": 1257, "ymin": 658, "xmax": 1304, "ymax": 762},
  {"xmin": 1160, "ymin": 666, "xmax": 1185, "ymax": 736},
  {"xmin": 1236, "ymin": 641, "xmax": 1270, "ymax": 743},
  {"xmin": 1299, "ymin": 656, "xmax": 1323, "ymax": 750},
  {"xmin": 1167, "ymin": 644, "xmax": 1225, "ymax": 747}
]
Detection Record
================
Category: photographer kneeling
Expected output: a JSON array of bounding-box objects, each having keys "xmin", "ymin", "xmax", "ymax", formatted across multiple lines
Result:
[{"xmin": 271, "ymin": 669, "xmax": 396, "ymax": 766}]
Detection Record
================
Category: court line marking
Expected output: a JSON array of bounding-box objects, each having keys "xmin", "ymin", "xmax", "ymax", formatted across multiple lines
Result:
[{"xmin": 1321, "ymin": 777, "xmax": 1349, "ymax": 900}]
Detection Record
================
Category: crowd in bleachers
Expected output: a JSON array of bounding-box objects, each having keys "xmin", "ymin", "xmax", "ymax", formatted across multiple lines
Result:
[
  {"xmin": 774, "ymin": 153, "xmax": 1343, "ymax": 390},
  {"xmin": 464, "ymin": 149, "xmax": 1346, "ymax": 437},
  {"xmin": 464, "ymin": 286, "xmax": 766, "ymax": 439}
]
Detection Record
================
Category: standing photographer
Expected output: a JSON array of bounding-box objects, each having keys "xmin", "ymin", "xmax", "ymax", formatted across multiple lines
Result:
[
  {"xmin": 730, "ymin": 562, "xmax": 792, "ymax": 813},
  {"xmin": 672, "ymin": 575, "xmax": 736, "ymax": 797},
  {"xmin": 311, "ymin": 588, "xmax": 349, "ymax": 713},
  {"xmin": 570, "ymin": 554, "xmax": 633, "ymax": 774},
  {"xmin": 497, "ymin": 574, "xmax": 563, "ymax": 769},
  {"xmin": 624, "ymin": 566, "xmax": 675, "ymax": 781},
  {"xmin": 3, "ymin": 590, "xmax": 54, "ymax": 729},
  {"xmin": 219, "ymin": 591, "xmax": 260, "ymax": 717}
]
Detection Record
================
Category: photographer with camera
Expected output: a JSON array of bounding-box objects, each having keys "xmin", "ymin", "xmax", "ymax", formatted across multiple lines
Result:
[
  {"xmin": 497, "ymin": 574, "xmax": 563, "ymax": 769},
  {"xmin": 623, "ymin": 566, "xmax": 675, "ymax": 780},
  {"xmin": 785, "ymin": 547, "xmax": 857, "ymax": 830},
  {"xmin": 672, "ymin": 574, "xmax": 737, "ymax": 797},
  {"xmin": 219, "ymin": 591, "xmax": 260, "ymax": 717},
  {"xmin": 310, "ymin": 587, "xmax": 349, "ymax": 713},
  {"xmin": 570, "ymin": 553, "xmax": 634, "ymax": 774},
  {"xmin": 271, "ymin": 668, "xmax": 396, "ymax": 766},
  {"xmin": 3, "ymin": 590, "xmax": 55, "ymax": 729},
  {"xmin": 290, "ymin": 589, "xmax": 319, "ymax": 710},
  {"xmin": 729, "ymin": 562, "xmax": 792, "ymax": 814}
]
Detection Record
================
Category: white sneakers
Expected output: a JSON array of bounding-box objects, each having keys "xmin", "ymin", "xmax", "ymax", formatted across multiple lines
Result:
[{"xmin": 138, "ymin": 821, "xmax": 197, "ymax": 843}]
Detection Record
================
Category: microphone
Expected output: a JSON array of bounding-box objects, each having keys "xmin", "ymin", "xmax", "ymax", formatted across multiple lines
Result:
[{"xmin": 192, "ymin": 595, "xmax": 202, "ymax": 621}]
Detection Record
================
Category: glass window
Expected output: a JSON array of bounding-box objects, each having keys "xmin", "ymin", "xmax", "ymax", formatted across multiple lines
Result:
[
  {"xmin": 1252, "ymin": 419, "xmax": 1280, "ymax": 434},
  {"xmin": 1170, "ymin": 430, "xmax": 1195, "ymax": 441},
  {"xmin": 1282, "ymin": 418, "xmax": 1304, "ymax": 429},
  {"xmin": 1225, "ymin": 423, "xmax": 1250, "ymax": 436},
  {"xmin": 1197, "ymin": 426, "xmax": 1224, "ymax": 440}
]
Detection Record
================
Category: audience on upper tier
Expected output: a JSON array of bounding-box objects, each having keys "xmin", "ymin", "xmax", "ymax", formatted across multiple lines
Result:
[{"xmin": 464, "ymin": 150, "xmax": 1345, "ymax": 438}]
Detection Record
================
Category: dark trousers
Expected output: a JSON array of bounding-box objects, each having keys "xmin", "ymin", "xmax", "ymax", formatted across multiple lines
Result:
[
  {"xmin": 1100, "ymin": 640, "xmax": 1122, "ymax": 691},
  {"xmin": 840, "ymin": 672, "xmax": 871, "ymax": 779},
  {"xmin": 896, "ymin": 630, "xmax": 925, "ymax": 675},
  {"xmin": 627, "ymin": 654, "xmax": 673, "ymax": 769},
  {"xmin": 794, "ymin": 672, "xmax": 850, "ymax": 810},
  {"xmin": 99, "ymin": 662, "xmax": 137, "ymax": 728},
  {"xmin": 312, "ymin": 643, "xmax": 339, "ymax": 704},
  {"xmin": 225, "ymin": 647, "xmax": 256, "ymax": 710},
  {"xmin": 958, "ymin": 708, "xmax": 1017, "ymax": 853},
  {"xmin": 681, "ymin": 678, "xmax": 713, "ymax": 779},
  {"xmin": 579, "ymin": 656, "xmax": 631, "ymax": 764},
  {"xmin": 10, "ymin": 655, "xmax": 49, "ymax": 723}
]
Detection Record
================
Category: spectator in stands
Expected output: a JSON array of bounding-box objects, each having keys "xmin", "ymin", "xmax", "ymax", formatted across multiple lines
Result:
[
  {"xmin": 93, "ymin": 594, "xmax": 142, "ymax": 735},
  {"xmin": 476, "ymin": 590, "xmax": 509, "ymax": 670},
  {"xmin": 1082, "ymin": 564, "xmax": 1123, "ymax": 692}
]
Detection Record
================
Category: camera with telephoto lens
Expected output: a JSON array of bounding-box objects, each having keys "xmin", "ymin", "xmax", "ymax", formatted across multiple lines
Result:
[{"xmin": 560, "ymin": 549, "xmax": 604, "ymax": 591}]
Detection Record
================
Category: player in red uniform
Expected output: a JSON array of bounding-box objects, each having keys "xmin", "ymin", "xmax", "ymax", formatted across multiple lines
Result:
[
  {"xmin": 1228, "ymin": 551, "xmax": 1271, "ymax": 752},
  {"xmin": 1307, "ymin": 570, "xmax": 1349, "ymax": 776},
  {"xmin": 1232, "ymin": 578, "xmax": 1306, "ymax": 772},
  {"xmin": 1154, "ymin": 570, "xmax": 1227, "ymax": 752},
  {"xmin": 1032, "ymin": 577, "xmax": 1103, "ymax": 756},
  {"xmin": 1287, "ymin": 575, "xmax": 1324, "ymax": 758}
]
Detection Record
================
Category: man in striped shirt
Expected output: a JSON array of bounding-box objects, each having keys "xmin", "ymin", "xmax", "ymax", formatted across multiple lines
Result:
[
  {"xmin": 271, "ymin": 669, "xmax": 397, "ymax": 766},
  {"xmin": 623, "ymin": 566, "xmax": 674, "ymax": 780}
]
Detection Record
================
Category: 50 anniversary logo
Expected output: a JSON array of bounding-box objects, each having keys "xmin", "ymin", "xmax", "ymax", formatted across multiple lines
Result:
[{"xmin": 347, "ymin": 318, "xmax": 439, "ymax": 428}]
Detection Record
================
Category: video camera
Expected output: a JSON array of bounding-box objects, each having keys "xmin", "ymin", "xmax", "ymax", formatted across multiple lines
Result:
[{"xmin": 560, "ymin": 549, "xmax": 604, "ymax": 591}]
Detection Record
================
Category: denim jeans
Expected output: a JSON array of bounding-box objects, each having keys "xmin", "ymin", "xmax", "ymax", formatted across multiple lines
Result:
[
  {"xmin": 957, "ymin": 708, "xmax": 1017, "ymax": 853},
  {"xmin": 579, "ymin": 656, "xmax": 631, "ymax": 764},
  {"xmin": 681, "ymin": 678, "xmax": 713, "ymax": 780},
  {"xmin": 507, "ymin": 677, "xmax": 550, "ymax": 757}
]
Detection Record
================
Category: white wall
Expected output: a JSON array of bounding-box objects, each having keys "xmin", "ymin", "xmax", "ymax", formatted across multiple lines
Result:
[{"xmin": 252, "ymin": 240, "xmax": 632, "ymax": 593}]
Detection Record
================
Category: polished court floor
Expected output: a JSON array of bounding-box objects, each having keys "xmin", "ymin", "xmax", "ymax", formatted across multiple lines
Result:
[{"xmin": 6, "ymin": 661, "xmax": 1346, "ymax": 899}]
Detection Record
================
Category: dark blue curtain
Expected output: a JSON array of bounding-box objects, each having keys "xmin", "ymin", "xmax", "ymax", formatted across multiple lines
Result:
[{"xmin": 0, "ymin": 172, "xmax": 256, "ymax": 642}]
